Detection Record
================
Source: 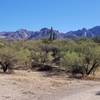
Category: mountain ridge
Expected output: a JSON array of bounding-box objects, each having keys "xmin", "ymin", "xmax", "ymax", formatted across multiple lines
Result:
[{"xmin": 0, "ymin": 26, "xmax": 100, "ymax": 40}]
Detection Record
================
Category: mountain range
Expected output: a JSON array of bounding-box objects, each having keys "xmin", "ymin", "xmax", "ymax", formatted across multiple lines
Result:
[{"xmin": 0, "ymin": 26, "xmax": 100, "ymax": 40}]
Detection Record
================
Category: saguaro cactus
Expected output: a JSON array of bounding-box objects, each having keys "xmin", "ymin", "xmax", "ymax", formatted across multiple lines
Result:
[{"xmin": 49, "ymin": 27, "xmax": 56, "ymax": 41}]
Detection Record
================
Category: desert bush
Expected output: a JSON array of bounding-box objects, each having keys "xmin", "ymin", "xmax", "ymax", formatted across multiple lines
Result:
[
  {"xmin": 60, "ymin": 39, "xmax": 100, "ymax": 77},
  {"xmin": 30, "ymin": 44, "xmax": 61, "ymax": 71},
  {"xmin": 0, "ymin": 39, "xmax": 99, "ymax": 76}
]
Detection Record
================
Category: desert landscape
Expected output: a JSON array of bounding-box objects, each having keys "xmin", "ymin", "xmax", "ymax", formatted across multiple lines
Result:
[
  {"xmin": 0, "ymin": 35, "xmax": 99, "ymax": 100},
  {"xmin": 0, "ymin": 0, "xmax": 100, "ymax": 100}
]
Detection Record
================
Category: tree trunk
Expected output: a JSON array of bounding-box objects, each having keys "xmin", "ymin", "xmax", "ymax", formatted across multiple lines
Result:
[{"xmin": 86, "ymin": 61, "xmax": 97, "ymax": 75}]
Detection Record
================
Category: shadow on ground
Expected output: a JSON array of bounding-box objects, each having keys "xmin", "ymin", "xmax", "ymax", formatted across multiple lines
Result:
[{"xmin": 96, "ymin": 91, "xmax": 100, "ymax": 95}]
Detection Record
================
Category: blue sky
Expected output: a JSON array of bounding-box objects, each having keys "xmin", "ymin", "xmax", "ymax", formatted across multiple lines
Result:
[{"xmin": 0, "ymin": 0, "xmax": 100, "ymax": 32}]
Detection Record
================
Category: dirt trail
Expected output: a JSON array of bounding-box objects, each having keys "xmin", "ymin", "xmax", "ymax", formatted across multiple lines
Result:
[
  {"xmin": 0, "ymin": 70, "xmax": 99, "ymax": 100},
  {"xmin": 62, "ymin": 82, "xmax": 100, "ymax": 100}
]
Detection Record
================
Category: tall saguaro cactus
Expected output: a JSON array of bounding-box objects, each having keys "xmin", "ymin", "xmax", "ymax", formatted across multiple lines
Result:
[{"xmin": 49, "ymin": 27, "xmax": 56, "ymax": 41}]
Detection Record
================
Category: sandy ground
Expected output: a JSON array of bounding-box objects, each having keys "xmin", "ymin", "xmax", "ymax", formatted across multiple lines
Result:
[{"xmin": 0, "ymin": 70, "xmax": 100, "ymax": 100}]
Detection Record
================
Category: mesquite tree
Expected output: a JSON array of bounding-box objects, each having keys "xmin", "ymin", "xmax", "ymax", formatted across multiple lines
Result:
[{"xmin": 0, "ymin": 55, "xmax": 16, "ymax": 72}]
